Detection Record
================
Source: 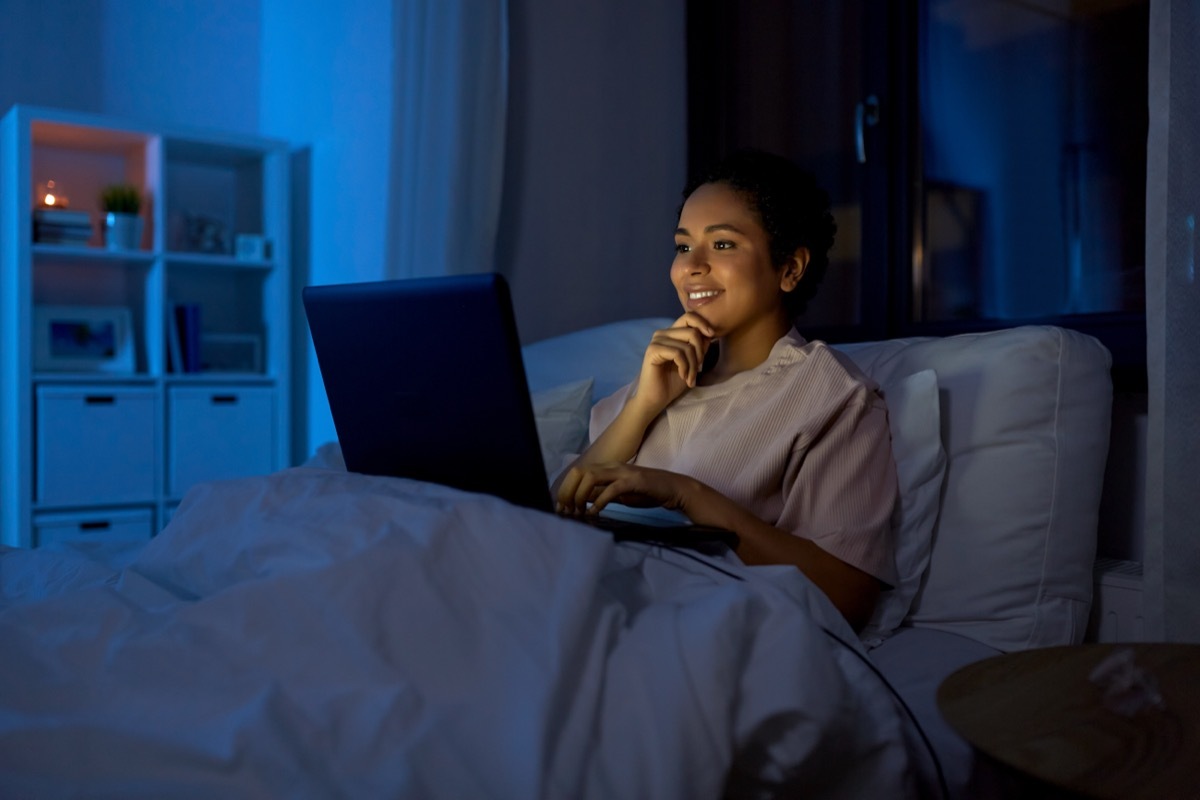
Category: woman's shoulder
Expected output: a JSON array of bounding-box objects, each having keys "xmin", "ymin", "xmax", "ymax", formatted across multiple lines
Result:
[{"xmin": 774, "ymin": 330, "xmax": 881, "ymax": 397}]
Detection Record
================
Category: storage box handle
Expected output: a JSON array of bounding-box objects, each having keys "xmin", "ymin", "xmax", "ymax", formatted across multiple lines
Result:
[
  {"xmin": 211, "ymin": 394, "xmax": 239, "ymax": 405},
  {"xmin": 79, "ymin": 520, "xmax": 112, "ymax": 531},
  {"xmin": 85, "ymin": 395, "xmax": 116, "ymax": 405}
]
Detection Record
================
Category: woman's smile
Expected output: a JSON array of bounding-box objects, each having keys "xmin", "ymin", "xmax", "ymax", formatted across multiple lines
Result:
[{"xmin": 686, "ymin": 287, "xmax": 723, "ymax": 308}]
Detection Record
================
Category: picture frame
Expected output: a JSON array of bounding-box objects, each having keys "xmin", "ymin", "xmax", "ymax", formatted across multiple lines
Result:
[
  {"xmin": 199, "ymin": 332, "xmax": 263, "ymax": 373},
  {"xmin": 234, "ymin": 234, "xmax": 271, "ymax": 262},
  {"xmin": 34, "ymin": 305, "xmax": 135, "ymax": 374}
]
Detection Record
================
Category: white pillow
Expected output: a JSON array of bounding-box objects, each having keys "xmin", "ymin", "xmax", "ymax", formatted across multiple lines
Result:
[
  {"xmin": 531, "ymin": 378, "xmax": 594, "ymax": 479},
  {"xmin": 522, "ymin": 317, "xmax": 671, "ymax": 401},
  {"xmin": 303, "ymin": 379, "xmax": 595, "ymax": 482},
  {"xmin": 860, "ymin": 369, "xmax": 946, "ymax": 646},
  {"xmin": 839, "ymin": 326, "xmax": 1112, "ymax": 652}
]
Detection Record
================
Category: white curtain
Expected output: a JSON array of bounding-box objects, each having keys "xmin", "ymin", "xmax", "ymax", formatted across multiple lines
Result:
[
  {"xmin": 387, "ymin": 0, "xmax": 509, "ymax": 278},
  {"xmin": 1144, "ymin": 0, "xmax": 1200, "ymax": 642}
]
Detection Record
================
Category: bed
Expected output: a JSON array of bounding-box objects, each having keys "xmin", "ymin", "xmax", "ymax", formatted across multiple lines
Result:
[{"xmin": 0, "ymin": 318, "xmax": 1112, "ymax": 798}]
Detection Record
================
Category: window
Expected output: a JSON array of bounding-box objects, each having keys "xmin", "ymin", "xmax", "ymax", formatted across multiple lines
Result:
[{"xmin": 686, "ymin": 0, "xmax": 1148, "ymax": 382}]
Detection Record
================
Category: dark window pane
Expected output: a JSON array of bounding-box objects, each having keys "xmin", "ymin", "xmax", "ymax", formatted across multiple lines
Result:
[
  {"xmin": 914, "ymin": 0, "xmax": 1147, "ymax": 322},
  {"xmin": 687, "ymin": 0, "xmax": 871, "ymax": 328}
]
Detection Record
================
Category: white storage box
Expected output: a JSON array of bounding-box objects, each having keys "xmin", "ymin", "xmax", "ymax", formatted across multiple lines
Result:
[
  {"xmin": 1086, "ymin": 558, "xmax": 1146, "ymax": 643},
  {"xmin": 36, "ymin": 386, "xmax": 158, "ymax": 506},
  {"xmin": 168, "ymin": 386, "xmax": 275, "ymax": 497},
  {"xmin": 35, "ymin": 508, "xmax": 154, "ymax": 548}
]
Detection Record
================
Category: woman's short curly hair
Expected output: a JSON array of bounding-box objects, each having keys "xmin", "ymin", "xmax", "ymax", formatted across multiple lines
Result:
[{"xmin": 682, "ymin": 149, "xmax": 837, "ymax": 318}]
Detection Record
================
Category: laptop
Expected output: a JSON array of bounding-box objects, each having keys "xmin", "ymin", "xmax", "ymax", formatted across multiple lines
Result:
[{"xmin": 302, "ymin": 273, "xmax": 737, "ymax": 549}]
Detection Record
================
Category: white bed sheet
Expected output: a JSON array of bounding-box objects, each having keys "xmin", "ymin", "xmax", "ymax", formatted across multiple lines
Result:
[
  {"xmin": 1, "ymin": 467, "xmax": 916, "ymax": 799},
  {"xmin": 869, "ymin": 626, "xmax": 1023, "ymax": 799}
]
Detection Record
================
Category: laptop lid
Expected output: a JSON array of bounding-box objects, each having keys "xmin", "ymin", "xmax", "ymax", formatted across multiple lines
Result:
[{"xmin": 302, "ymin": 273, "xmax": 554, "ymax": 513}]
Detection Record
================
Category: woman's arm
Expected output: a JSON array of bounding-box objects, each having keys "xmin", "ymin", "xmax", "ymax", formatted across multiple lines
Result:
[
  {"xmin": 557, "ymin": 462, "xmax": 880, "ymax": 629},
  {"xmin": 681, "ymin": 480, "xmax": 882, "ymax": 631},
  {"xmin": 552, "ymin": 313, "xmax": 714, "ymax": 503}
]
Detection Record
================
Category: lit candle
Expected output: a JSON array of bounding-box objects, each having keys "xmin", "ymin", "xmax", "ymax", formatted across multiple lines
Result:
[{"xmin": 37, "ymin": 180, "xmax": 70, "ymax": 208}]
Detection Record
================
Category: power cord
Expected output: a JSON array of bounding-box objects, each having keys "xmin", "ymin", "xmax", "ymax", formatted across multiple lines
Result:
[
  {"xmin": 818, "ymin": 626, "xmax": 950, "ymax": 800},
  {"xmin": 639, "ymin": 542, "xmax": 950, "ymax": 800}
]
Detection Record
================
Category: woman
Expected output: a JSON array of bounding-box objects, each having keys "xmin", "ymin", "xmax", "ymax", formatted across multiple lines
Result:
[{"xmin": 555, "ymin": 150, "xmax": 897, "ymax": 631}]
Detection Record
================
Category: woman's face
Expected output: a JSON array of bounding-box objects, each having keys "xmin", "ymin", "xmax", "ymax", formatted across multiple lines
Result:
[{"xmin": 671, "ymin": 182, "xmax": 792, "ymax": 338}]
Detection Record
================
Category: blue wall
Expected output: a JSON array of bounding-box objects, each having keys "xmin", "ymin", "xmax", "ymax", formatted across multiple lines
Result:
[
  {"xmin": 2, "ymin": 0, "xmax": 409, "ymax": 457},
  {"xmin": 259, "ymin": 0, "xmax": 395, "ymax": 456},
  {"xmin": 0, "ymin": 0, "xmax": 688, "ymax": 460}
]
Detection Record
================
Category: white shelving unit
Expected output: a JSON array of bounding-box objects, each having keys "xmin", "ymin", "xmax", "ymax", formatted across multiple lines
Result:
[{"xmin": 0, "ymin": 105, "xmax": 291, "ymax": 549}]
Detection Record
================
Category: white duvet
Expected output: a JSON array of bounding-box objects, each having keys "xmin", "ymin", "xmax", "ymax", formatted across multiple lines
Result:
[{"xmin": 0, "ymin": 467, "xmax": 913, "ymax": 799}]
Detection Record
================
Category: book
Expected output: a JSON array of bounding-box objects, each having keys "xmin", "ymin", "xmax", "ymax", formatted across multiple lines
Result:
[
  {"xmin": 33, "ymin": 208, "xmax": 91, "ymax": 226},
  {"xmin": 173, "ymin": 303, "xmax": 203, "ymax": 373},
  {"xmin": 34, "ymin": 222, "xmax": 91, "ymax": 235},
  {"xmin": 33, "ymin": 231, "xmax": 92, "ymax": 245},
  {"xmin": 167, "ymin": 306, "xmax": 185, "ymax": 373},
  {"xmin": 33, "ymin": 213, "xmax": 93, "ymax": 245}
]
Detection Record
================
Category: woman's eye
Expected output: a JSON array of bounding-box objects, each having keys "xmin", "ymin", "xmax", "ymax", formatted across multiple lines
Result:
[
  {"xmin": 713, "ymin": 240, "xmax": 735, "ymax": 250},
  {"xmin": 674, "ymin": 242, "xmax": 690, "ymax": 254}
]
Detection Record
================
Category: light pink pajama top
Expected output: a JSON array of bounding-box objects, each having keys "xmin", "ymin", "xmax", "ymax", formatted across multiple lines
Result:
[{"xmin": 590, "ymin": 328, "xmax": 899, "ymax": 586}]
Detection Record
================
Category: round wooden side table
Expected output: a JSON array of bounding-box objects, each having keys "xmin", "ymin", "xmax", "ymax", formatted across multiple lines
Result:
[{"xmin": 938, "ymin": 643, "xmax": 1200, "ymax": 799}]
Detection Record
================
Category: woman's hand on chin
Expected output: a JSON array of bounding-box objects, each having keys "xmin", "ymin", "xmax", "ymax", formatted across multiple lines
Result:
[{"xmin": 630, "ymin": 313, "xmax": 715, "ymax": 414}]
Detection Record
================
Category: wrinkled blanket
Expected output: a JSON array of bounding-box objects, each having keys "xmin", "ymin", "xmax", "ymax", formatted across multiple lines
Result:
[{"xmin": 0, "ymin": 467, "xmax": 913, "ymax": 798}]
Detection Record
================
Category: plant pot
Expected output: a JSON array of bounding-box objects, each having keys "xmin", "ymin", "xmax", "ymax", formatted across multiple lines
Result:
[{"xmin": 104, "ymin": 212, "xmax": 143, "ymax": 252}]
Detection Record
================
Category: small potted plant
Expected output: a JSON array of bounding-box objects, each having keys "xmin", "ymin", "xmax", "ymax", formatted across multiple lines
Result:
[{"xmin": 99, "ymin": 183, "xmax": 143, "ymax": 251}]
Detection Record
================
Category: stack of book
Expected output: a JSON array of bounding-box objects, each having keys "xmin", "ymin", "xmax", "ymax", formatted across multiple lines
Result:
[{"xmin": 33, "ymin": 208, "xmax": 93, "ymax": 245}]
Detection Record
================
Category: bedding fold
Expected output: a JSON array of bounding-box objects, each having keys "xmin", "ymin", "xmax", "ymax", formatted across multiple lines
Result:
[{"xmin": 0, "ymin": 467, "xmax": 911, "ymax": 799}]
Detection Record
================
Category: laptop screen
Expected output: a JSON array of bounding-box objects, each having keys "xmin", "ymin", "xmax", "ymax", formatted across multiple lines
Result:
[{"xmin": 302, "ymin": 273, "xmax": 555, "ymax": 513}]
